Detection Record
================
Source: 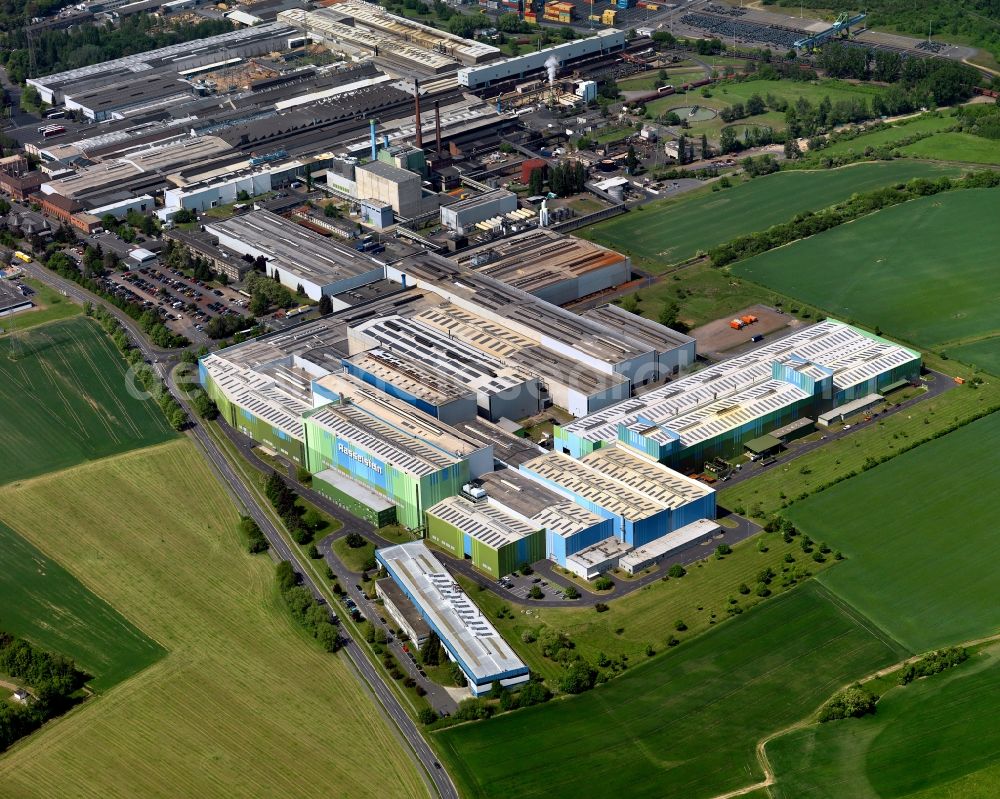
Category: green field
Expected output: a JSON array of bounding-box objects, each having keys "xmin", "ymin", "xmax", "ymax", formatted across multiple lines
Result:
[
  {"xmin": 787, "ymin": 412, "xmax": 1000, "ymax": 654},
  {"xmin": 0, "ymin": 277, "xmax": 81, "ymax": 333},
  {"xmin": 815, "ymin": 113, "xmax": 956, "ymax": 158},
  {"xmin": 0, "ymin": 316, "xmax": 175, "ymax": 484},
  {"xmin": 0, "ymin": 520, "xmax": 164, "ymax": 692},
  {"xmin": 453, "ymin": 529, "xmax": 832, "ymax": 682},
  {"xmin": 0, "ymin": 440, "xmax": 429, "ymax": 798},
  {"xmin": 646, "ymin": 78, "xmax": 879, "ymax": 137},
  {"xmin": 768, "ymin": 642, "xmax": 1000, "ymax": 799},
  {"xmin": 949, "ymin": 337, "xmax": 1000, "ymax": 375},
  {"xmin": 435, "ymin": 582, "xmax": 904, "ymax": 799},
  {"xmin": 899, "ymin": 131, "xmax": 1000, "ymax": 165},
  {"xmin": 580, "ymin": 160, "xmax": 960, "ymax": 270},
  {"xmin": 732, "ymin": 188, "xmax": 1000, "ymax": 366}
]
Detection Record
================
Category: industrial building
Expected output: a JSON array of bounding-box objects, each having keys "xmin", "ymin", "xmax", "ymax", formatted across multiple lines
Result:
[
  {"xmin": 205, "ymin": 210, "xmax": 384, "ymax": 301},
  {"xmin": 519, "ymin": 447, "xmax": 716, "ymax": 549},
  {"xmin": 440, "ymin": 189, "xmax": 518, "ymax": 235},
  {"xmin": 618, "ymin": 519, "xmax": 721, "ymax": 576},
  {"xmin": 582, "ymin": 303, "xmax": 696, "ymax": 379},
  {"xmin": 376, "ymin": 541, "xmax": 529, "ymax": 696},
  {"xmin": 304, "ymin": 374, "xmax": 493, "ymax": 528},
  {"xmin": 375, "ymin": 577, "xmax": 431, "ymax": 645},
  {"xmin": 455, "ymin": 228, "xmax": 630, "ymax": 307},
  {"xmin": 478, "ymin": 469, "xmax": 614, "ymax": 569},
  {"xmin": 425, "ymin": 495, "xmax": 544, "ymax": 579},
  {"xmin": 457, "ymin": 29, "xmax": 626, "ymax": 89},
  {"xmin": 0, "ymin": 279, "xmax": 33, "ymax": 317},
  {"xmin": 354, "ymin": 160, "xmax": 424, "ymax": 218},
  {"xmin": 347, "ymin": 313, "xmax": 544, "ymax": 422},
  {"xmin": 557, "ymin": 320, "xmax": 921, "ymax": 470}
]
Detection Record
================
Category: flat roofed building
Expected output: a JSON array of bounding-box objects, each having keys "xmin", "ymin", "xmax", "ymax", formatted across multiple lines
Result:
[
  {"xmin": 441, "ymin": 189, "xmax": 518, "ymax": 235},
  {"xmin": 303, "ymin": 378, "xmax": 490, "ymax": 528},
  {"xmin": 533, "ymin": 500, "xmax": 615, "ymax": 568},
  {"xmin": 457, "ymin": 229, "xmax": 630, "ymax": 306},
  {"xmin": 583, "ymin": 303, "xmax": 696, "ymax": 379},
  {"xmin": 412, "ymin": 301, "xmax": 630, "ymax": 417},
  {"xmin": 618, "ymin": 519, "xmax": 721, "ymax": 576},
  {"xmin": 348, "ymin": 314, "xmax": 543, "ymax": 422},
  {"xmin": 520, "ymin": 447, "xmax": 715, "ymax": 548},
  {"xmin": 354, "ymin": 160, "xmax": 423, "ymax": 218},
  {"xmin": 0, "ymin": 280, "xmax": 33, "ymax": 317},
  {"xmin": 375, "ymin": 577, "xmax": 431, "ymax": 645},
  {"xmin": 342, "ymin": 347, "xmax": 478, "ymax": 426},
  {"xmin": 388, "ymin": 252, "xmax": 658, "ymax": 387},
  {"xmin": 565, "ymin": 536, "xmax": 632, "ymax": 580},
  {"xmin": 425, "ymin": 495, "xmax": 544, "ymax": 579},
  {"xmin": 199, "ymin": 355, "xmax": 311, "ymax": 464},
  {"xmin": 376, "ymin": 541, "xmax": 529, "ymax": 695},
  {"xmin": 557, "ymin": 319, "xmax": 920, "ymax": 469},
  {"xmin": 449, "ymin": 417, "xmax": 545, "ymax": 469},
  {"xmin": 205, "ymin": 210, "xmax": 383, "ymax": 302}
]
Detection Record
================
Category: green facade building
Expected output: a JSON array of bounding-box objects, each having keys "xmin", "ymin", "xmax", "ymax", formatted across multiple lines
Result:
[{"xmin": 425, "ymin": 496, "xmax": 545, "ymax": 579}]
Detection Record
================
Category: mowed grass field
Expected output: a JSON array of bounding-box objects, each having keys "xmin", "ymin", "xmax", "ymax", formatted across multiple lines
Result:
[
  {"xmin": 732, "ymin": 187, "xmax": 1000, "ymax": 368},
  {"xmin": 453, "ymin": 529, "xmax": 832, "ymax": 682},
  {"xmin": 899, "ymin": 131, "xmax": 1000, "ymax": 165},
  {"xmin": 0, "ymin": 316, "xmax": 174, "ymax": 484},
  {"xmin": 0, "ymin": 440, "xmax": 429, "ymax": 799},
  {"xmin": 1, "ymin": 277, "xmax": 81, "ymax": 332},
  {"xmin": 0, "ymin": 519, "xmax": 164, "ymax": 692},
  {"xmin": 435, "ymin": 582, "xmax": 904, "ymax": 799},
  {"xmin": 787, "ymin": 412, "xmax": 1000, "ymax": 654},
  {"xmin": 580, "ymin": 161, "xmax": 960, "ymax": 270},
  {"xmin": 816, "ymin": 113, "xmax": 955, "ymax": 158},
  {"xmin": 767, "ymin": 642, "xmax": 1000, "ymax": 799}
]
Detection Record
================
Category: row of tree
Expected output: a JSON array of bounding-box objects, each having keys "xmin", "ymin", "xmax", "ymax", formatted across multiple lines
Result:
[
  {"xmin": 264, "ymin": 471, "xmax": 325, "ymax": 545},
  {"xmin": 275, "ymin": 562, "xmax": 341, "ymax": 653},
  {"xmin": 710, "ymin": 169, "xmax": 1000, "ymax": 267}
]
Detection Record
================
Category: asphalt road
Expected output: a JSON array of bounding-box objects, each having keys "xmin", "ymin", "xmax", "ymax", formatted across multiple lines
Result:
[{"xmin": 22, "ymin": 262, "xmax": 458, "ymax": 799}]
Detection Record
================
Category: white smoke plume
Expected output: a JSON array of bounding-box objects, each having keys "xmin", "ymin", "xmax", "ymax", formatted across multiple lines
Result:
[{"xmin": 545, "ymin": 55, "xmax": 559, "ymax": 86}]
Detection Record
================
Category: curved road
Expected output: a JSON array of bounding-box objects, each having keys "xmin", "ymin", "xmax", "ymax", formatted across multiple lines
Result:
[{"xmin": 22, "ymin": 261, "xmax": 458, "ymax": 799}]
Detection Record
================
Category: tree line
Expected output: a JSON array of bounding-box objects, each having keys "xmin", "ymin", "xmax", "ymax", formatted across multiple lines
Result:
[
  {"xmin": 709, "ymin": 169, "xmax": 1000, "ymax": 267},
  {"xmin": 1, "ymin": 16, "xmax": 234, "ymax": 85},
  {"xmin": 0, "ymin": 631, "xmax": 88, "ymax": 752},
  {"xmin": 275, "ymin": 562, "xmax": 341, "ymax": 653}
]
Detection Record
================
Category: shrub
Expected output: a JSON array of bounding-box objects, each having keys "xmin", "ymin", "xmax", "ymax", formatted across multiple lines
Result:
[
  {"xmin": 595, "ymin": 602, "xmax": 609, "ymax": 613},
  {"xmin": 594, "ymin": 576, "xmax": 614, "ymax": 591},
  {"xmin": 668, "ymin": 563, "xmax": 686, "ymax": 578},
  {"xmin": 418, "ymin": 708, "xmax": 439, "ymax": 725},
  {"xmin": 563, "ymin": 584, "xmax": 580, "ymax": 599},
  {"xmin": 674, "ymin": 620, "xmax": 687, "ymax": 631},
  {"xmin": 819, "ymin": 685, "xmax": 878, "ymax": 722}
]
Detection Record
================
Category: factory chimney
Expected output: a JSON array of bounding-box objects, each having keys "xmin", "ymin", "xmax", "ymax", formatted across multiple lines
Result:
[
  {"xmin": 413, "ymin": 78, "xmax": 423, "ymax": 150},
  {"xmin": 369, "ymin": 119, "xmax": 377, "ymax": 162},
  {"xmin": 434, "ymin": 100, "xmax": 442, "ymax": 159}
]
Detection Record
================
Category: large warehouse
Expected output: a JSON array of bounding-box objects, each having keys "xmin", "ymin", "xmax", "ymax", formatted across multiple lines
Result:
[
  {"xmin": 205, "ymin": 210, "xmax": 384, "ymax": 301},
  {"xmin": 304, "ymin": 374, "xmax": 493, "ymax": 528},
  {"xmin": 557, "ymin": 319, "xmax": 921, "ymax": 470},
  {"xmin": 425, "ymin": 495, "xmax": 544, "ymax": 579},
  {"xmin": 519, "ymin": 447, "xmax": 716, "ymax": 549},
  {"xmin": 454, "ymin": 228, "xmax": 632, "ymax": 307},
  {"xmin": 377, "ymin": 542, "xmax": 529, "ymax": 696}
]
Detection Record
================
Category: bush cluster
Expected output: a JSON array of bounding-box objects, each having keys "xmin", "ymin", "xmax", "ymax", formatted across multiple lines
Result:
[
  {"xmin": 274, "ymin": 562, "xmax": 340, "ymax": 652},
  {"xmin": 899, "ymin": 647, "xmax": 969, "ymax": 685}
]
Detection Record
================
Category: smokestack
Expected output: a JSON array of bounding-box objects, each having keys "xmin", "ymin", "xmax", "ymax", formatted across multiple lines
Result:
[
  {"xmin": 369, "ymin": 119, "xmax": 376, "ymax": 162},
  {"xmin": 413, "ymin": 78, "xmax": 423, "ymax": 150},
  {"xmin": 434, "ymin": 100, "xmax": 442, "ymax": 160}
]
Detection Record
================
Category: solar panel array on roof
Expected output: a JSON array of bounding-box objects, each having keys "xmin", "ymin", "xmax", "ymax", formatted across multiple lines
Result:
[{"xmin": 427, "ymin": 496, "xmax": 538, "ymax": 549}]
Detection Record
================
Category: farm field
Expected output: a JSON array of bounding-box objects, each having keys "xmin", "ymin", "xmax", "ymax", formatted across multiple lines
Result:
[
  {"xmin": 0, "ymin": 520, "xmax": 164, "ymax": 692},
  {"xmin": 718, "ymin": 376, "xmax": 1000, "ymax": 520},
  {"xmin": 0, "ymin": 316, "xmax": 174, "ymax": 484},
  {"xmin": 434, "ymin": 582, "xmax": 905, "ymax": 799},
  {"xmin": 767, "ymin": 642, "xmax": 1000, "ymax": 799},
  {"xmin": 0, "ymin": 440, "xmax": 429, "ymax": 799},
  {"xmin": 452, "ymin": 529, "xmax": 831, "ymax": 682},
  {"xmin": 898, "ymin": 131, "xmax": 1000, "ymax": 165},
  {"xmin": 580, "ymin": 160, "xmax": 960, "ymax": 270},
  {"xmin": 787, "ymin": 412, "xmax": 1000, "ymax": 654},
  {"xmin": 0, "ymin": 277, "xmax": 81, "ymax": 332},
  {"xmin": 732, "ymin": 187, "xmax": 1000, "ymax": 364},
  {"xmin": 948, "ymin": 337, "xmax": 1000, "ymax": 376},
  {"xmin": 815, "ymin": 113, "xmax": 955, "ymax": 157}
]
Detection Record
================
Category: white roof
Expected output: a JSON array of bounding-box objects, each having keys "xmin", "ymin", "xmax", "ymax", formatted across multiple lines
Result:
[{"xmin": 377, "ymin": 542, "xmax": 527, "ymax": 683}]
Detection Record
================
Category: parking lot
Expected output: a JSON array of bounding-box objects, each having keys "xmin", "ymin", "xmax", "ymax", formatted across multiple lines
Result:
[
  {"xmin": 95, "ymin": 257, "xmax": 248, "ymax": 344},
  {"xmin": 496, "ymin": 571, "xmax": 575, "ymax": 602}
]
